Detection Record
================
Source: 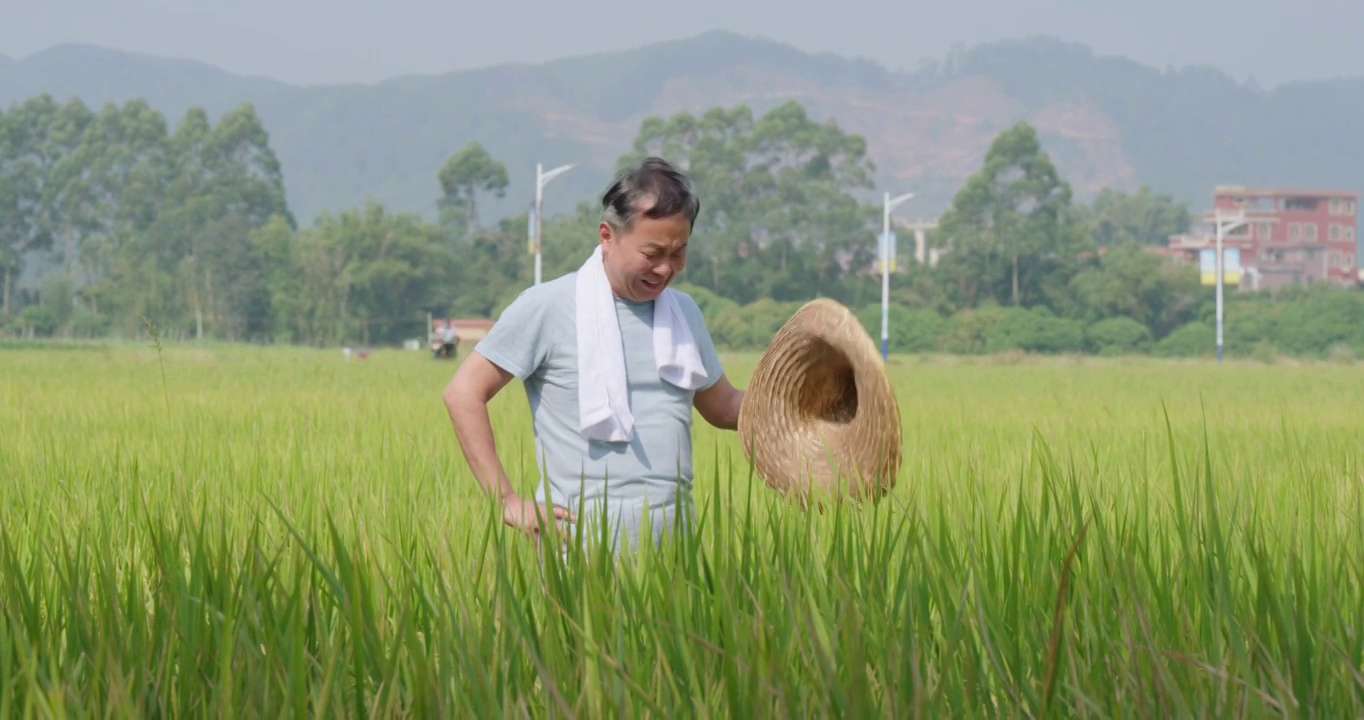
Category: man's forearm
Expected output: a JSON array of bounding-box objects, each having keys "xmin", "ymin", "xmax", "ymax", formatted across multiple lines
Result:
[
  {"xmin": 445, "ymin": 391, "xmax": 517, "ymax": 501},
  {"xmin": 714, "ymin": 389, "xmax": 744, "ymax": 430}
]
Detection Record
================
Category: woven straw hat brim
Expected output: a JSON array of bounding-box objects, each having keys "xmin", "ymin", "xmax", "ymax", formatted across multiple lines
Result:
[{"xmin": 737, "ymin": 298, "xmax": 902, "ymax": 503}]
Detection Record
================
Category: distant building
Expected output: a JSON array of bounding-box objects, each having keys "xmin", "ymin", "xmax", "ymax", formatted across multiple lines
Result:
[{"xmin": 1165, "ymin": 186, "xmax": 1359, "ymax": 291}]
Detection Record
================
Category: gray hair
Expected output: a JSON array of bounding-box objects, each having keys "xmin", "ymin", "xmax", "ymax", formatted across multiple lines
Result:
[{"xmin": 600, "ymin": 157, "xmax": 701, "ymax": 231}]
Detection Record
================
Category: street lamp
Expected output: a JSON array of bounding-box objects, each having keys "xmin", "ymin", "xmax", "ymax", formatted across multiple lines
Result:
[
  {"xmin": 1213, "ymin": 208, "xmax": 1248, "ymax": 363},
  {"xmin": 531, "ymin": 162, "xmax": 575, "ymax": 285},
  {"xmin": 880, "ymin": 190, "xmax": 915, "ymax": 361}
]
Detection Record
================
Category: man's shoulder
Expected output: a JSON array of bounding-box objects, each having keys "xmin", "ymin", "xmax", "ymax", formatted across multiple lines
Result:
[
  {"xmin": 475, "ymin": 273, "xmax": 578, "ymax": 378},
  {"xmin": 529, "ymin": 271, "xmax": 580, "ymax": 300},
  {"xmin": 497, "ymin": 272, "xmax": 578, "ymax": 317}
]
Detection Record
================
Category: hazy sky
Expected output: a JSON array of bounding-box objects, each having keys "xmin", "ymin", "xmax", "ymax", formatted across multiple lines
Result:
[{"xmin": 3, "ymin": 0, "xmax": 1361, "ymax": 87}]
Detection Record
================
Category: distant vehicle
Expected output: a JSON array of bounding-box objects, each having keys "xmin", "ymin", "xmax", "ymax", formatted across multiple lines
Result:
[{"xmin": 430, "ymin": 320, "xmax": 459, "ymax": 360}]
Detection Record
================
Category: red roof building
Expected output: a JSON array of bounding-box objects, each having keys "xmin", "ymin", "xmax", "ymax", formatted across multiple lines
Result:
[{"xmin": 1166, "ymin": 186, "xmax": 1359, "ymax": 290}]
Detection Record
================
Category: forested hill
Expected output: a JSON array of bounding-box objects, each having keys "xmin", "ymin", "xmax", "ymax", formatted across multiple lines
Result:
[{"xmin": 4, "ymin": 31, "xmax": 1363, "ymax": 225}]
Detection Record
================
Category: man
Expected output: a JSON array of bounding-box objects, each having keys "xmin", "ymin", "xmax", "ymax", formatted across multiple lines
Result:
[
  {"xmin": 442, "ymin": 157, "xmax": 745, "ymax": 554},
  {"xmin": 440, "ymin": 322, "xmax": 459, "ymax": 358}
]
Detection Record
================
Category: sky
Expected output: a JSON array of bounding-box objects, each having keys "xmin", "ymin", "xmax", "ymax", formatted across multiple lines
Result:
[{"xmin": 2, "ymin": 0, "xmax": 1362, "ymax": 87}]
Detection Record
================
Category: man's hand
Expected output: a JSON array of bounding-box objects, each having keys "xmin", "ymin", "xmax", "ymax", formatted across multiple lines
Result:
[
  {"xmin": 501, "ymin": 494, "xmax": 577, "ymax": 549},
  {"xmin": 446, "ymin": 352, "xmax": 579, "ymax": 549},
  {"xmin": 694, "ymin": 374, "xmax": 745, "ymax": 430}
]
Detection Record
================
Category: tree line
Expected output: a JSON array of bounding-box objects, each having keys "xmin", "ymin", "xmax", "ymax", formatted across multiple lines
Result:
[
  {"xmin": 0, "ymin": 95, "xmax": 290, "ymax": 340},
  {"xmin": 3, "ymin": 93, "xmax": 1360, "ymax": 359}
]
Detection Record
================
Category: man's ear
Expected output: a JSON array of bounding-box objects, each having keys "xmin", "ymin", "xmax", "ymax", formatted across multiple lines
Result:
[{"xmin": 597, "ymin": 222, "xmax": 611, "ymax": 248}]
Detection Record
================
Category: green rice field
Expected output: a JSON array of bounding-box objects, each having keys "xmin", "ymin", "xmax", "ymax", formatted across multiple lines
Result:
[{"xmin": 2, "ymin": 341, "xmax": 1362, "ymax": 717}]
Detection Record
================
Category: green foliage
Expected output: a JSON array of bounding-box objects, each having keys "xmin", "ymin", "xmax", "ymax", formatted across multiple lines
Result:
[
  {"xmin": 1153, "ymin": 322, "xmax": 1214, "ymax": 358},
  {"xmin": 1067, "ymin": 242, "xmax": 1203, "ymax": 337},
  {"xmin": 935, "ymin": 121, "xmax": 1089, "ymax": 310},
  {"xmin": 938, "ymin": 307, "xmax": 1010, "ymax": 355},
  {"xmin": 438, "ymin": 141, "xmax": 509, "ymax": 237},
  {"xmin": 673, "ymin": 281, "xmax": 738, "ymax": 319},
  {"xmin": 856, "ymin": 304, "xmax": 946, "ymax": 353},
  {"xmin": 16, "ymin": 303, "xmax": 56, "ymax": 336},
  {"xmin": 708, "ymin": 298, "xmax": 805, "ymax": 351},
  {"xmin": 1076, "ymin": 185, "xmax": 1191, "ymax": 247},
  {"xmin": 618, "ymin": 101, "xmax": 878, "ymax": 306},
  {"xmin": 0, "ymin": 95, "xmax": 289, "ymax": 341},
  {"xmin": 1087, "ymin": 316, "xmax": 1154, "ymax": 355},
  {"xmin": 283, "ymin": 200, "xmax": 454, "ymax": 346},
  {"xmin": 1216, "ymin": 286, "xmax": 1364, "ymax": 359},
  {"xmin": 985, "ymin": 306, "xmax": 1087, "ymax": 354}
]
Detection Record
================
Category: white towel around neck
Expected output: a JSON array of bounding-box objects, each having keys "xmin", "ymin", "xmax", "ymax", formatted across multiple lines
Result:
[{"xmin": 575, "ymin": 244, "xmax": 710, "ymax": 443}]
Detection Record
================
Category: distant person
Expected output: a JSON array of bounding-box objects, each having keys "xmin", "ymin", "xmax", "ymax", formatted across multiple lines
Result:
[
  {"xmin": 442, "ymin": 157, "xmax": 745, "ymax": 555},
  {"xmin": 441, "ymin": 322, "xmax": 458, "ymax": 355}
]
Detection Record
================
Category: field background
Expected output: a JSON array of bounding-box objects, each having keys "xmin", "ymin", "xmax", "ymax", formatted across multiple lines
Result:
[{"xmin": 3, "ymin": 342, "xmax": 1363, "ymax": 716}]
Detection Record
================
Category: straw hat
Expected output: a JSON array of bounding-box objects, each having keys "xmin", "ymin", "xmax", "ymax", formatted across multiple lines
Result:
[{"xmin": 737, "ymin": 298, "xmax": 902, "ymax": 503}]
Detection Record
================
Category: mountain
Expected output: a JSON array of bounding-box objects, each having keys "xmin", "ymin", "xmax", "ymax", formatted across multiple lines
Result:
[{"xmin": 3, "ymin": 31, "xmax": 1363, "ymax": 228}]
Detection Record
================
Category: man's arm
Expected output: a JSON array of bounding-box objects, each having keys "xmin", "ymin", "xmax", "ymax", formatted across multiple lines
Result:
[
  {"xmin": 444, "ymin": 351, "xmax": 576, "ymax": 541},
  {"xmin": 693, "ymin": 374, "xmax": 745, "ymax": 431},
  {"xmin": 443, "ymin": 351, "xmax": 519, "ymax": 500}
]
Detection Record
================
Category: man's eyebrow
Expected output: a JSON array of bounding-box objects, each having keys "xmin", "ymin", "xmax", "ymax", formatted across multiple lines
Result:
[{"xmin": 645, "ymin": 240, "xmax": 687, "ymax": 250}]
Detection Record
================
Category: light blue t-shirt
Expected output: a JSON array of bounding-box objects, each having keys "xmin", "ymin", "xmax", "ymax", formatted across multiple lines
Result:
[{"xmin": 474, "ymin": 271, "xmax": 725, "ymax": 548}]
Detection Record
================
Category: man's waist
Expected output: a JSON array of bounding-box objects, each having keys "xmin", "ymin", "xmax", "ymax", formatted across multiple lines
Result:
[{"xmin": 537, "ymin": 479, "xmax": 692, "ymax": 510}]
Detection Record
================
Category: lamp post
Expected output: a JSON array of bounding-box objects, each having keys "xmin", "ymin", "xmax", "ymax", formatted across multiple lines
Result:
[
  {"xmin": 1213, "ymin": 209, "xmax": 1248, "ymax": 363},
  {"xmin": 532, "ymin": 162, "xmax": 575, "ymax": 286},
  {"xmin": 880, "ymin": 191, "xmax": 915, "ymax": 361}
]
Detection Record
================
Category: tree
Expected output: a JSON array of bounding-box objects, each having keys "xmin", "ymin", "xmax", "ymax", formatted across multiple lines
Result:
[
  {"xmin": 935, "ymin": 122, "xmax": 1087, "ymax": 310},
  {"xmin": 1077, "ymin": 186, "xmax": 1190, "ymax": 247},
  {"xmin": 0, "ymin": 104, "xmax": 45, "ymax": 316},
  {"xmin": 0, "ymin": 95, "xmax": 295, "ymax": 340},
  {"xmin": 438, "ymin": 142, "xmax": 509, "ymax": 237},
  {"xmin": 74, "ymin": 99, "xmax": 171, "ymax": 318},
  {"xmin": 616, "ymin": 101, "xmax": 878, "ymax": 305},
  {"xmin": 126, "ymin": 104, "xmax": 292, "ymax": 340},
  {"xmin": 290, "ymin": 200, "xmax": 452, "ymax": 346},
  {"xmin": 1067, "ymin": 241, "xmax": 1201, "ymax": 338}
]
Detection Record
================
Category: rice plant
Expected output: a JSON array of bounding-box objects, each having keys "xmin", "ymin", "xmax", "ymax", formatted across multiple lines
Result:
[{"xmin": 1, "ymin": 344, "xmax": 1361, "ymax": 716}]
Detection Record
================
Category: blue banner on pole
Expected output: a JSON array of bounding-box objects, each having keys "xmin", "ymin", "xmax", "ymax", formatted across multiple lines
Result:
[
  {"xmin": 1199, "ymin": 247, "xmax": 1241, "ymax": 285},
  {"xmin": 527, "ymin": 208, "xmax": 537, "ymax": 254},
  {"xmin": 878, "ymin": 231, "xmax": 897, "ymax": 272}
]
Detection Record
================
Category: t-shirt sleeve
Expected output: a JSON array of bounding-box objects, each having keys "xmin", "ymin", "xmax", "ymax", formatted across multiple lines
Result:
[
  {"xmin": 679, "ymin": 293, "xmax": 726, "ymax": 392},
  {"xmin": 474, "ymin": 289, "xmax": 552, "ymax": 380}
]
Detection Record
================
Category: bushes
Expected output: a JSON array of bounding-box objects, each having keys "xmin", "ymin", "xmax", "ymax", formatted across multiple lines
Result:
[
  {"xmin": 855, "ymin": 305, "xmax": 946, "ymax": 353},
  {"xmin": 487, "ymin": 282, "xmax": 1364, "ymax": 361},
  {"xmin": 936, "ymin": 307, "xmax": 1087, "ymax": 355},
  {"xmin": 708, "ymin": 298, "xmax": 804, "ymax": 351},
  {"xmin": 695, "ymin": 293, "xmax": 1247, "ymax": 360},
  {"xmin": 1153, "ymin": 322, "xmax": 1212, "ymax": 358},
  {"xmin": 986, "ymin": 308, "xmax": 1088, "ymax": 354},
  {"xmin": 1088, "ymin": 317, "xmax": 1153, "ymax": 356},
  {"xmin": 690, "ymin": 293, "xmax": 1267, "ymax": 361}
]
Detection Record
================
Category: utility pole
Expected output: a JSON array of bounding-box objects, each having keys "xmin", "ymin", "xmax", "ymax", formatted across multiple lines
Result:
[
  {"xmin": 1213, "ymin": 208, "xmax": 1248, "ymax": 363},
  {"xmin": 532, "ymin": 162, "xmax": 575, "ymax": 286},
  {"xmin": 881, "ymin": 190, "xmax": 915, "ymax": 361}
]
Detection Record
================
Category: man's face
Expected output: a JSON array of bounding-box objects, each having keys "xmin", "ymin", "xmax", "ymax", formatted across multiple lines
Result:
[{"xmin": 599, "ymin": 209, "xmax": 690, "ymax": 302}]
